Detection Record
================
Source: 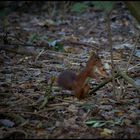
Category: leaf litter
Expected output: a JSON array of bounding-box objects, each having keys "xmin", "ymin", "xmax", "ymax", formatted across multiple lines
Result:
[{"xmin": 0, "ymin": 1, "xmax": 140, "ymax": 139}]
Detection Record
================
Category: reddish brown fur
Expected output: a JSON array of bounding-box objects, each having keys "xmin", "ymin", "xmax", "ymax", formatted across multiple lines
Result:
[{"xmin": 57, "ymin": 54, "xmax": 108, "ymax": 99}]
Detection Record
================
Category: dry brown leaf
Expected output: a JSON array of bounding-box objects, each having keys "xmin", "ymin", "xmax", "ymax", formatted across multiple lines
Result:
[{"xmin": 100, "ymin": 128, "xmax": 114, "ymax": 138}]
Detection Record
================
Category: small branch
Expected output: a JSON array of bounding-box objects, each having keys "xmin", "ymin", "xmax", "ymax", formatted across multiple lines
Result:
[
  {"xmin": 35, "ymin": 48, "xmax": 45, "ymax": 62},
  {"xmin": 39, "ymin": 76, "xmax": 55, "ymax": 109},
  {"xmin": 118, "ymin": 70, "xmax": 140, "ymax": 92},
  {"xmin": 89, "ymin": 67, "xmax": 140, "ymax": 95},
  {"xmin": 128, "ymin": 63, "xmax": 140, "ymax": 71},
  {"xmin": 125, "ymin": 35, "xmax": 140, "ymax": 71},
  {"xmin": 63, "ymin": 40, "xmax": 99, "ymax": 50},
  {"xmin": 0, "ymin": 112, "xmax": 25, "ymax": 124},
  {"xmin": 0, "ymin": 110, "xmax": 49, "ymax": 120},
  {"xmin": 89, "ymin": 72, "xmax": 120, "ymax": 95},
  {"xmin": 106, "ymin": 12, "xmax": 116, "ymax": 95}
]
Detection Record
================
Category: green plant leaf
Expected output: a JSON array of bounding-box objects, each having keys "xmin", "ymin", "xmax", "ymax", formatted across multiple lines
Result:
[
  {"xmin": 0, "ymin": 9, "xmax": 11, "ymax": 18},
  {"xmin": 85, "ymin": 117, "xmax": 124, "ymax": 128},
  {"xmin": 71, "ymin": 2, "xmax": 89, "ymax": 13},
  {"xmin": 92, "ymin": 1, "xmax": 114, "ymax": 13},
  {"xmin": 48, "ymin": 39, "xmax": 64, "ymax": 52},
  {"xmin": 102, "ymin": 1, "xmax": 114, "ymax": 12},
  {"xmin": 28, "ymin": 33, "xmax": 40, "ymax": 43},
  {"xmin": 92, "ymin": 1, "xmax": 104, "ymax": 10},
  {"xmin": 81, "ymin": 103, "xmax": 95, "ymax": 111},
  {"xmin": 85, "ymin": 120, "xmax": 107, "ymax": 128}
]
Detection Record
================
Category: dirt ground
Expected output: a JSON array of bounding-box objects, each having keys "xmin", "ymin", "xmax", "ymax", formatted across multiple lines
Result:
[{"xmin": 0, "ymin": 1, "xmax": 140, "ymax": 139}]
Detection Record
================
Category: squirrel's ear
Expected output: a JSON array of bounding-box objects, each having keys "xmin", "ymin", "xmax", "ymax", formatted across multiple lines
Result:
[
  {"xmin": 91, "ymin": 51, "xmax": 99, "ymax": 58},
  {"xmin": 90, "ymin": 51, "xmax": 96, "ymax": 56},
  {"xmin": 96, "ymin": 50, "xmax": 100, "ymax": 56}
]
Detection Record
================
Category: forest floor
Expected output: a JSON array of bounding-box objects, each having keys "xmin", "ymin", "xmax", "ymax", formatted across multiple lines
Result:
[{"xmin": 0, "ymin": 2, "xmax": 140, "ymax": 139}]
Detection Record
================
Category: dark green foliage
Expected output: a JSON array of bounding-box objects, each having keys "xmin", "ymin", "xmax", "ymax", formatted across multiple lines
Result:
[
  {"xmin": 71, "ymin": 2, "xmax": 89, "ymax": 13},
  {"xmin": 28, "ymin": 34, "xmax": 40, "ymax": 44},
  {"xmin": 92, "ymin": 1, "xmax": 114, "ymax": 13},
  {"xmin": 71, "ymin": 1, "xmax": 115, "ymax": 13},
  {"xmin": 48, "ymin": 39, "xmax": 64, "ymax": 52}
]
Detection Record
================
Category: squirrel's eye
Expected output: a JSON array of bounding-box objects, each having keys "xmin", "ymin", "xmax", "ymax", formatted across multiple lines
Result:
[{"xmin": 96, "ymin": 58, "xmax": 99, "ymax": 61}]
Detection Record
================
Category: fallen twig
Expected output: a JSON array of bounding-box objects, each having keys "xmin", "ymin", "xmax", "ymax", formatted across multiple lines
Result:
[
  {"xmin": 89, "ymin": 67, "xmax": 140, "ymax": 95},
  {"xmin": 89, "ymin": 72, "xmax": 120, "ymax": 95},
  {"xmin": 118, "ymin": 70, "xmax": 140, "ymax": 92}
]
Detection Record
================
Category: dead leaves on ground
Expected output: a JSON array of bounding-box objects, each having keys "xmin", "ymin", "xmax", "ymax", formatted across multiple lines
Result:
[{"xmin": 0, "ymin": 1, "xmax": 140, "ymax": 139}]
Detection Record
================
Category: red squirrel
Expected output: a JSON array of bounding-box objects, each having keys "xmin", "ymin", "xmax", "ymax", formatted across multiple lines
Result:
[{"xmin": 57, "ymin": 53, "xmax": 108, "ymax": 99}]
